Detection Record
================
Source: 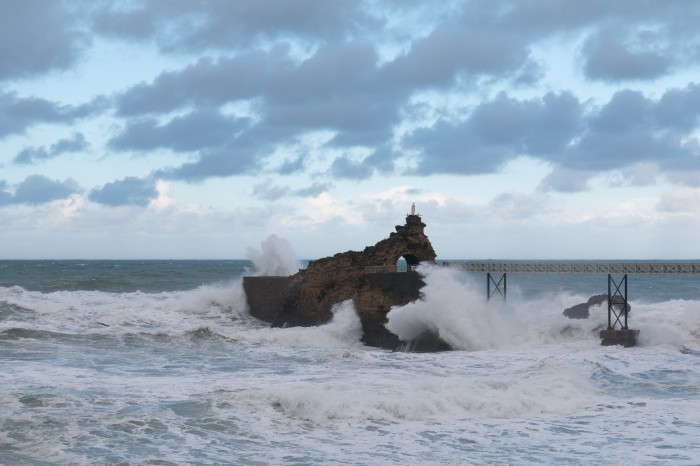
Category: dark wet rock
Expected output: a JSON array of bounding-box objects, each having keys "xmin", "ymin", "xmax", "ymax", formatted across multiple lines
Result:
[
  {"xmin": 399, "ymin": 331, "xmax": 453, "ymax": 352},
  {"xmin": 563, "ymin": 294, "xmax": 605, "ymax": 319},
  {"xmin": 563, "ymin": 293, "xmax": 631, "ymax": 319}
]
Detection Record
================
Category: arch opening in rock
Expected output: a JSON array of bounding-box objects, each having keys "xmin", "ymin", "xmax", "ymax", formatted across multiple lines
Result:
[{"xmin": 395, "ymin": 253, "xmax": 420, "ymax": 272}]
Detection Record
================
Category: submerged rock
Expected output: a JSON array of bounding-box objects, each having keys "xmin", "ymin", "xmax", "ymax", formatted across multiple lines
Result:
[
  {"xmin": 399, "ymin": 331, "xmax": 453, "ymax": 352},
  {"xmin": 563, "ymin": 294, "xmax": 606, "ymax": 319},
  {"xmin": 563, "ymin": 293, "xmax": 631, "ymax": 319}
]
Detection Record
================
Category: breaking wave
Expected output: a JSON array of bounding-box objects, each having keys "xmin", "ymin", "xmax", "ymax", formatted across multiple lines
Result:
[
  {"xmin": 385, "ymin": 265, "xmax": 700, "ymax": 351},
  {"xmin": 246, "ymin": 234, "xmax": 300, "ymax": 276}
]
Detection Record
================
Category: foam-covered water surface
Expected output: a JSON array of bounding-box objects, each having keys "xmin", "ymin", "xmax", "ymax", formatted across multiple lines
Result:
[{"xmin": 2, "ymin": 259, "xmax": 700, "ymax": 464}]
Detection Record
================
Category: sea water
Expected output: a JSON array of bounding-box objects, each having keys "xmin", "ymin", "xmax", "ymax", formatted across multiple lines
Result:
[{"xmin": 2, "ymin": 256, "xmax": 700, "ymax": 465}]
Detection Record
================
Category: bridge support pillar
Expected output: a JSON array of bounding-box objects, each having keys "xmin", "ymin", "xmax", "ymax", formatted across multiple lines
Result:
[
  {"xmin": 600, "ymin": 274, "xmax": 639, "ymax": 347},
  {"xmin": 487, "ymin": 273, "xmax": 506, "ymax": 301}
]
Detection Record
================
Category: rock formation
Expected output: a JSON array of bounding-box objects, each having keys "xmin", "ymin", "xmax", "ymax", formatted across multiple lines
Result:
[
  {"xmin": 244, "ymin": 214, "xmax": 437, "ymax": 349},
  {"xmin": 563, "ymin": 293, "xmax": 631, "ymax": 319}
]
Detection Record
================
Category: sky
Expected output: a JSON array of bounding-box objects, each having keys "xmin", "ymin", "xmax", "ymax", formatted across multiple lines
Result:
[{"xmin": 1, "ymin": 0, "xmax": 700, "ymax": 260}]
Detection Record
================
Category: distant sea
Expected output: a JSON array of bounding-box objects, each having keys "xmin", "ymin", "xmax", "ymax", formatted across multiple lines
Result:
[{"xmin": 2, "ymin": 259, "xmax": 700, "ymax": 464}]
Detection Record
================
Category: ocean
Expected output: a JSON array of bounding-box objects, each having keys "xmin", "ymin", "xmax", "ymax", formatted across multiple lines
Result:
[{"xmin": 2, "ymin": 257, "xmax": 700, "ymax": 465}]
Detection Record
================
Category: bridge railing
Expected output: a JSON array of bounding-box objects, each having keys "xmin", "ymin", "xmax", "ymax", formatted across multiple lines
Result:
[
  {"xmin": 444, "ymin": 261, "xmax": 700, "ymax": 275},
  {"xmin": 364, "ymin": 264, "xmax": 420, "ymax": 273}
]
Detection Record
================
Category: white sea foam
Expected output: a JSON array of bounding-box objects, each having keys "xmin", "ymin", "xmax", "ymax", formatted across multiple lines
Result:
[
  {"xmin": 216, "ymin": 300, "xmax": 364, "ymax": 348},
  {"xmin": 385, "ymin": 265, "xmax": 700, "ymax": 351},
  {"xmin": 5, "ymin": 262, "xmax": 700, "ymax": 465},
  {"xmin": 5, "ymin": 288, "xmax": 700, "ymax": 465},
  {"xmin": 246, "ymin": 234, "xmax": 300, "ymax": 276},
  {"xmin": 631, "ymin": 300, "xmax": 700, "ymax": 350},
  {"xmin": 0, "ymin": 280, "xmax": 251, "ymax": 337},
  {"xmin": 385, "ymin": 266, "xmax": 597, "ymax": 350},
  {"xmin": 260, "ymin": 363, "xmax": 594, "ymax": 423},
  {"xmin": 0, "ymin": 283, "xmax": 363, "ymax": 349}
]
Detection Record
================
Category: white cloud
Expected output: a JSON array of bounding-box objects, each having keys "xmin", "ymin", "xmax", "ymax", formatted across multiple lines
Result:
[
  {"xmin": 289, "ymin": 192, "xmax": 360, "ymax": 227},
  {"xmin": 657, "ymin": 187, "xmax": 700, "ymax": 214},
  {"xmin": 56, "ymin": 194, "xmax": 86, "ymax": 221},
  {"xmin": 2, "ymin": 1, "xmax": 700, "ymax": 259},
  {"xmin": 488, "ymin": 191, "xmax": 550, "ymax": 221},
  {"xmin": 148, "ymin": 180, "xmax": 177, "ymax": 211}
]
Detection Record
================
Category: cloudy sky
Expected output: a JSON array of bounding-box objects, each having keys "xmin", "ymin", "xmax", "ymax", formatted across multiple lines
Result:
[{"xmin": 2, "ymin": 0, "xmax": 700, "ymax": 260}]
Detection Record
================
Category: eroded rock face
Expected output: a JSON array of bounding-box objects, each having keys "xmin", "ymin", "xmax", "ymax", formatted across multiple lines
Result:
[
  {"xmin": 266, "ymin": 214, "xmax": 437, "ymax": 348},
  {"xmin": 352, "ymin": 272, "xmax": 426, "ymax": 348}
]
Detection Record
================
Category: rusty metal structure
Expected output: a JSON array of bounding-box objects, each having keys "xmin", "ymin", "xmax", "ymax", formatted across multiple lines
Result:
[{"xmin": 487, "ymin": 272, "xmax": 506, "ymax": 301}]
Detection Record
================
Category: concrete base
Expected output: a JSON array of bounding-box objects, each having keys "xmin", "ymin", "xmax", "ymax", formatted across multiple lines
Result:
[{"xmin": 599, "ymin": 328, "xmax": 640, "ymax": 347}]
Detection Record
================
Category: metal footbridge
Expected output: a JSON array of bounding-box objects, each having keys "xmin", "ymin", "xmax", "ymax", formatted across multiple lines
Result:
[
  {"xmin": 445, "ymin": 261, "xmax": 700, "ymax": 275},
  {"xmin": 443, "ymin": 260, "xmax": 700, "ymax": 346}
]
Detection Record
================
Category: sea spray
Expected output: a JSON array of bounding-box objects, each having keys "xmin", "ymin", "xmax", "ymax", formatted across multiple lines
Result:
[
  {"xmin": 385, "ymin": 265, "xmax": 521, "ymax": 350},
  {"xmin": 385, "ymin": 265, "xmax": 612, "ymax": 350},
  {"xmin": 630, "ymin": 300, "xmax": 700, "ymax": 349},
  {"xmin": 217, "ymin": 300, "xmax": 364, "ymax": 348},
  {"xmin": 0, "ymin": 283, "xmax": 251, "ymax": 337},
  {"xmin": 246, "ymin": 234, "xmax": 300, "ymax": 276}
]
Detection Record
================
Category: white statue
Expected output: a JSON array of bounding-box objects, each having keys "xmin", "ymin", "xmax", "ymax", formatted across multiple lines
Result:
[{"xmin": 410, "ymin": 203, "xmax": 416, "ymax": 215}]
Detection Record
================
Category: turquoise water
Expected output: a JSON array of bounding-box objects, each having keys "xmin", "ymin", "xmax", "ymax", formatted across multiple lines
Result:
[{"xmin": 2, "ymin": 260, "xmax": 700, "ymax": 464}]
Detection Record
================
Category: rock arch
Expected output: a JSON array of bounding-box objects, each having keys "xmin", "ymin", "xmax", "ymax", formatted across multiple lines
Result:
[{"xmin": 395, "ymin": 253, "xmax": 421, "ymax": 271}]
